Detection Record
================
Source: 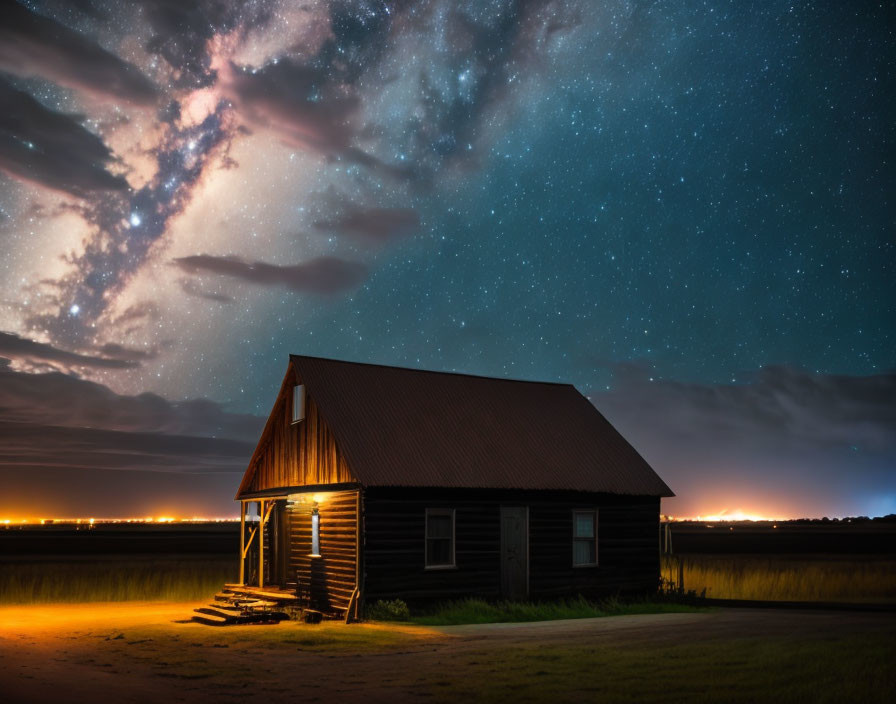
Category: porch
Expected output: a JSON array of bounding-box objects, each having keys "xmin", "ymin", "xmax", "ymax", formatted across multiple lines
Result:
[{"xmin": 234, "ymin": 493, "xmax": 362, "ymax": 622}]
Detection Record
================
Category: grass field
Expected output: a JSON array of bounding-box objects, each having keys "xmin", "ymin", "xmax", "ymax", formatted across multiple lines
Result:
[
  {"xmin": 3, "ymin": 523, "xmax": 894, "ymax": 608},
  {"xmin": 5, "ymin": 554, "xmax": 894, "ymax": 607},
  {"xmin": 0, "ymin": 557, "xmax": 234, "ymax": 604},
  {"xmin": 396, "ymin": 597, "xmax": 705, "ymax": 625},
  {"xmin": 662, "ymin": 554, "xmax": 896, "ymax": 603}
]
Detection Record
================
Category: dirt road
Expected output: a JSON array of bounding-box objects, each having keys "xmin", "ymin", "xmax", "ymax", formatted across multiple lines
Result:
[{"xmin": 1, "ymin": 603, "xmax": 893, "ymax": 703}]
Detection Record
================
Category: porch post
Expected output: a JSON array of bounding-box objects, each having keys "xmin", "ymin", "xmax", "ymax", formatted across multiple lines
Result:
[
  {"xmin": 238, "ymin": 501, "xmax": 246, "ymax": 585},
  {"xmin": 258, "ymin": 499, "xmax": 265, "ymax": 588}
]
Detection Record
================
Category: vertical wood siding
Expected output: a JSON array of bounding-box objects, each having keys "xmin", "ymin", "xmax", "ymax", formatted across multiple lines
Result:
[
  {"xmin": 242, "ymin": 373, "xmax": 355, "ymax": 495},
  {"xmin": 363, "ymin": 488, "xmax": 660, "ymax": 603},
  {"xmin": 286, "ymin": 489, "xmax": 359, "ymax": 612}
]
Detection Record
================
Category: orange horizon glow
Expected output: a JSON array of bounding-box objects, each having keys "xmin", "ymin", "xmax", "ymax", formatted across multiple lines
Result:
[
  {"xmin": 2, "ymin": 500, "xmax": 872, "ymax": 525},
  {"xmin": 1, "ymin": 507, "xmax": 850, "ymax": 526},
  {"xmin": 1, "ymin": 516, "xmax": 240, "ymax": 525},
  {"xmin": 662, "ymin": 510, "xmax": 790, "ymax": 522}
]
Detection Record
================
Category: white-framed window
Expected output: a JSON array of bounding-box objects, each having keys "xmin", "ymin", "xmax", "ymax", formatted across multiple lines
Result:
[
  {"xmin": 310, "ymin": 509, "xmax": 320, "ymax": 557},
  {"xmin": 292, "ymin": 384, "xmax": 305, "ymax": 424},
  {"xmin": 425, "ymin": 508, "xmax": 455, "ymax": 569},
  {"xmin": 573, "ymin": 510, "xmax": 597, "ymax": 566}
]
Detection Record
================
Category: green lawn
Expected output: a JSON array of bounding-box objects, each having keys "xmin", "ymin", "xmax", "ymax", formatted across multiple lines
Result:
[{"xmin": 400, "ymin": 596, "xmax": 705, "ymax": 626}]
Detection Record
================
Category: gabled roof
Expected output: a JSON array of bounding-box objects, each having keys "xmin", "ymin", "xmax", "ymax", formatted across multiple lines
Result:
[{"xmin": 285, "ymin": 355, "xmax": 673, "ymax": 497}]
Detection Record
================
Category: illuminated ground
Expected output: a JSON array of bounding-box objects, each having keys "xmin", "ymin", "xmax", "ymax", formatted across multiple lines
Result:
[{"xmin": 1, "ymin": 603, "xmax": 893, "ymax": 702}]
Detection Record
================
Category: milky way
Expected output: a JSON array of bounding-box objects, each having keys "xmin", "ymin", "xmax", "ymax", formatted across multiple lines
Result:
[{"xmin": 0, "ymin": 0, "xmax": 893, "ymax": 519}]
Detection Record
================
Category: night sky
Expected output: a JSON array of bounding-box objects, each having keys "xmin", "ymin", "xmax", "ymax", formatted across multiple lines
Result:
[{"xmin": 0, "ymin": 0, "xmax": 893, "ymax": 520}]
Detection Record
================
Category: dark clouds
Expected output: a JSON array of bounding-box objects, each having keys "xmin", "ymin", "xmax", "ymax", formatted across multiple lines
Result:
[
  {"xmin": 0, "ymin": 77, "xmax": 128, "ymax": 197},
  {"xmin": 314, "ymin": 205, "xmax": 420, "ymax": 245},
  {"xmin": 0, "ymin": 2, "xmax": 158, "ymax": 104},
  {"xmin": 597, "ymin": 364, "xmax": 896, "ymax": 454},
  {"xmin": 173, "ymin": 254, "xmax": 368, "ymax": 294},
  {"xmin": 0, "ymin": 431, "xmax": 247, "ymax": 520},
  {"xmin": 227, "ymin": 58, "xmax": 361, "ymax": 156},
  {"xmin": 178, "ymin": 277, "xmax": 235, "ymax": 304},
  {"xmin": 0, "ymin": 331, "xmax": 138, "ymax": 369},
  {"xmin": 592, "ymin": 365, "xmax": 896, "ymax": 516},
  {"xmin": 0, "ymin": 422, "xmax": 253, "ymax": 474},
  {"xmin": 0, "ymin": 360, "xmax": 263, "ymax": 440},
  {"xmin": 0, "ymin": 362, "xmax": 262, "ymax": 516},
  {"xmin": 94, "ymin": 342, "xmax": 158, "ymax": 363}
]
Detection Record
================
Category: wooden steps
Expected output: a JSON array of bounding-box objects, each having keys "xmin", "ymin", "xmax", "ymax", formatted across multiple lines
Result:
[
  {"xmin": 192, "ymin": 585, "xmax": 296, "ymax": 626},
  {"xmin": 222, "ymin": 585, "xmax": 300, "ymax": 602},
  {"xmin": 195, "ymin": 606, "xmax": 241, "ymax": 619},
  {"xmin": 192, "ymin": 611, "xmax": 289, "ymax": 627},
  {"xmin": 192, "ymin": 584, "xmax": 346, "ymax": 626}
]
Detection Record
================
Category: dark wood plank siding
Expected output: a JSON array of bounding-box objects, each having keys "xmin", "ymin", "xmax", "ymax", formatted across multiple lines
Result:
[
  {"xmin": 363, "ymin": 488, "xmax": 660, "ymax": 603},
  {"xmin": 364, "ymin": 492, "xmax": 501, "ymax": 602},
  {"xmin": 241, "ymin": 369, "xmax": 355, "ymax": 496},
  {"xmin": 529, "ymin": 497, "xmax": 660, "ymax": 598},
  {"xmin": 286, "ymin": 489, "xmax": 359, "ymax": 612}
]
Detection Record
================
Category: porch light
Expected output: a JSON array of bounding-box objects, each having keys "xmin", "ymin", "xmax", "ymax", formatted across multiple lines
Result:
[{"xmin": 311, "ymin": 508, "xmax": 320, "ymax": 557}]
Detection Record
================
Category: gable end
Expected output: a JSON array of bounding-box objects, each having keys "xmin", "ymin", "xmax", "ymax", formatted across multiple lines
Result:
[{"xmin": 235, "ymin": 361, "xmax": 357, "ymax": 499}]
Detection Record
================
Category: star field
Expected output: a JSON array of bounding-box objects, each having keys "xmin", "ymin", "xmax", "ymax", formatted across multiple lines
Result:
[{"xmin": 0, "ymin": 0, "xmax": 893, "ymax": 518}]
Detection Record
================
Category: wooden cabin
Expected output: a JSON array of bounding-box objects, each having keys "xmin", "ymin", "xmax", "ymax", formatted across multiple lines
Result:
[{"xmin": 234, "ymin": 355, "xmax": 673, "ymax": 618}]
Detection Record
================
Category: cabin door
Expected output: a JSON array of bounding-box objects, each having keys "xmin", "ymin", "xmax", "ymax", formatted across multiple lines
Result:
[{"xmin": 500, "ymin": 506, "xmax": 529, "ymax": 599}]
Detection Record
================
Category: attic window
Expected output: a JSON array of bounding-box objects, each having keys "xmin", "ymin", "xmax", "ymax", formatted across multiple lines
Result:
[{"xmin": 292, "ymin": 384, "xmax": 305, "ymax": 424}]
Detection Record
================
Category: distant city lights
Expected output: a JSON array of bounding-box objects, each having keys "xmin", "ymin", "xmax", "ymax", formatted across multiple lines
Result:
[
  {"xmin": 1, "ymin": 516, "xmax": 240, "ymax": 526},
  {"xmin": 662, "ymin": 510, "xmax": 785, "ymax": 523}
]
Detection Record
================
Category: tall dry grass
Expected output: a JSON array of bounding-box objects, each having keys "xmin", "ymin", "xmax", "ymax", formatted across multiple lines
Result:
[
  {"xmin": 0, "ymin": 557, "xmax": 235, "ymax": 604},
  {"xmin": 662, "ymin": 555, "xmax": 896, "ymax": 603}
]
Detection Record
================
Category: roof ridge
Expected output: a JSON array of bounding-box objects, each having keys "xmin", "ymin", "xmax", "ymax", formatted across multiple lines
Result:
[
  {"xmin": 289, "ymin": 353, "xmax": 576, "ymax": 387},
  {"xmin": 237, "ymin": 355, "xmax": 674, "ymax": 498}
]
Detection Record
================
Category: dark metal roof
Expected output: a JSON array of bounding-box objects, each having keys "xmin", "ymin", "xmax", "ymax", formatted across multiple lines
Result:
[{"xmin": 289, "ymin": 355, "xmax": 673, "ymax": 497}]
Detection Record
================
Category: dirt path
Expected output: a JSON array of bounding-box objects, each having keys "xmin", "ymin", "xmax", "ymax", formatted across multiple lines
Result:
[
  {"xmin": 1, "ymin": 603, "xmax": 894, "ymax": 703},
  {"xmin": 434, "ymin": 606, "xmax": 889, "ymax": 643}
]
